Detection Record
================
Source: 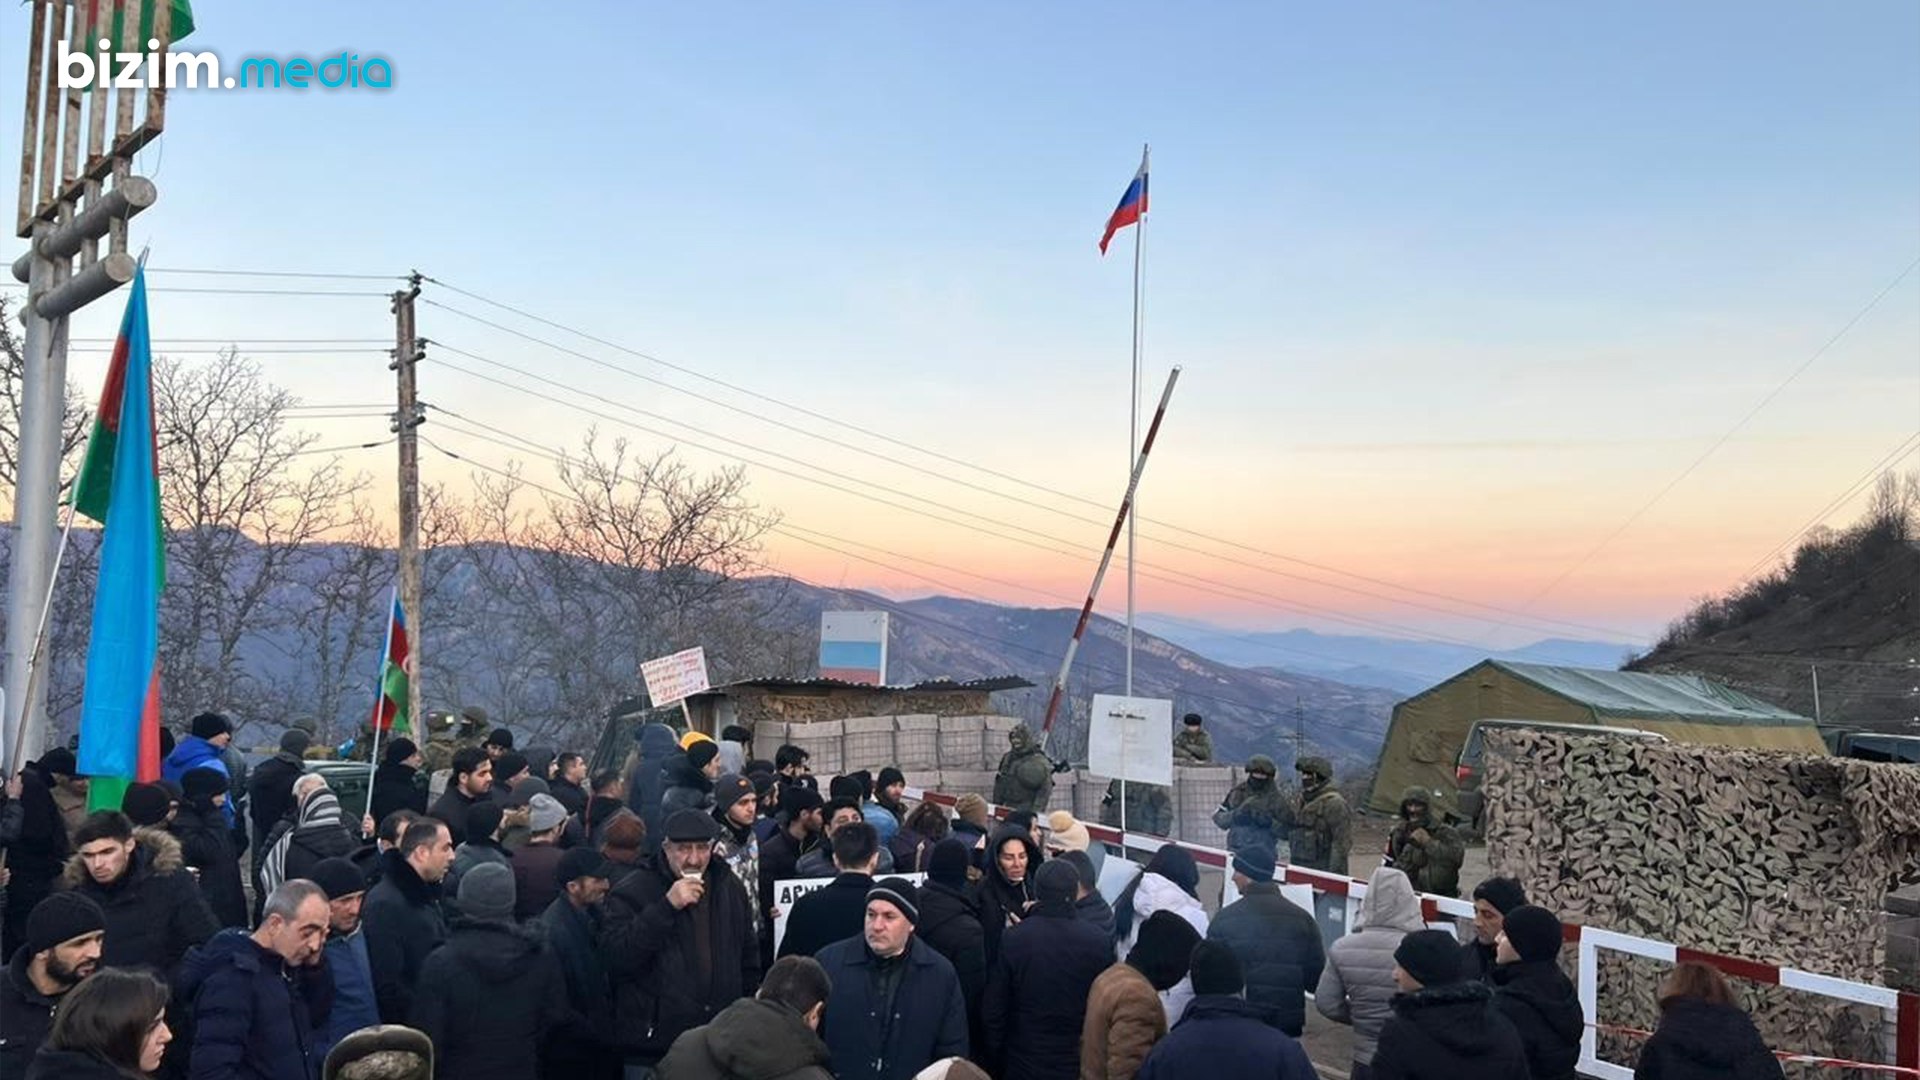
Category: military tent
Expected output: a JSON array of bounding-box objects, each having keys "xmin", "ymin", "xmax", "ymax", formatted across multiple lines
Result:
[{"xmin": 1365, "ymin": 660, "xmax": 1824, "ymax": 815}]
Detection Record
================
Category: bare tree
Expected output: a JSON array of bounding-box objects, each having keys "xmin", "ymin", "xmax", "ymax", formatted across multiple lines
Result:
[
  {"xmin": 152, "ymin": 350, "xmax": 372, "ymax": 734},
  {"xmin": 261, "ymin": 500, "xmax": 395, "ymax": 745},
  {"xmin": 0, "ymin": 295, "xmax": 88, "ymax": 501}
]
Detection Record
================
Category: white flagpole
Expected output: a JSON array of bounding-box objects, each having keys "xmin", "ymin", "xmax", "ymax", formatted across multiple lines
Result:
[
  {"xmin": 364, "ymin": 585, "xmax": 397, "ymax": 821},
  {"xmin": 1126, "ymin": 144, "xmax": 1148, "ymax": 699}
]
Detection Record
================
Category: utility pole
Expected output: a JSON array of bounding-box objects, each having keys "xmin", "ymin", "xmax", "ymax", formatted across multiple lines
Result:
[
  {"xmin": 1288, "ymin": 695, "xmax": 1309, "ymax": 766},
  {"xmin": 391, "ymin": 275, "xmax": 425, "ymax": 727},
  {"xmin": 6, "ymin": 1, "xmax": 174, "ymax": 772},
  {"xmin": 1810, "ymin": 664, "xmax": 1822, "ymax": 727}
]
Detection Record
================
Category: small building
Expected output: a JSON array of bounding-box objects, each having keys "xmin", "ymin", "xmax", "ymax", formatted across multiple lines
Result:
[{"xmin": 1366, "ymin": 660, "xmax": 1825, "ymax": 815}]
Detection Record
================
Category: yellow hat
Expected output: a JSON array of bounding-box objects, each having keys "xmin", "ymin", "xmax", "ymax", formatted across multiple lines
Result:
[{"xmin": 679, "ymin": 730, "xmax": 714, "ymax": 750}]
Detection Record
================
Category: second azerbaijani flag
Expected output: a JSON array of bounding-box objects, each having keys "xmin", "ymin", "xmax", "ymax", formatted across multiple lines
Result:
[{"xmin": 372, "ymin": 592, "xmax": 411, "ymax": 735}]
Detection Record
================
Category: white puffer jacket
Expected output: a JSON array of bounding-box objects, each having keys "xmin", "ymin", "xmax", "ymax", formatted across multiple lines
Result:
[
  {"xmin": 1118, "ymin": 871, "xmax": 1210, "ymax": 1025},
  {"xmin": 1316, "ymin": 866, "xmax": 1428, "ymax": 1065}
]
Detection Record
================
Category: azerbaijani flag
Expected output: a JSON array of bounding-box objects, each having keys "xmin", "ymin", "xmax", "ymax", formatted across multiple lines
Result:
[
  {"xmin": 84, "ymin": 0, "xmax": 197, "ymax": 52},
  {"xmin": 371, "ymin": 593, "xmax": 411, "ymax": 735},
  {"xmin": 74, "ymin": 268, "xmax": 165, "ymax": 811},
  {"xmin": 1098, "ymin": 146, "xmax": 1150, "ymax": 255}
]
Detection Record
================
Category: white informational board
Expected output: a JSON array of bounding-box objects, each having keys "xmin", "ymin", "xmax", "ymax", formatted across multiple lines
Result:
[
  {"xmin": 641, "ymin": 646, "xmax": 711, "ymax": 707},
  {"xmin": 1097, "ymin": 856, "xmax": 1141, "ymax": 906},
  {"xmin": 1087, "ymin": 694, "xmax": 1174, "ymax": 786},
  {"xmin": 770, "ymin": 873, "xmax": 926, "ymax": 955},
  {"xmin": 819, "ymin": 611, "xmax": 888, "ymax": 685}
]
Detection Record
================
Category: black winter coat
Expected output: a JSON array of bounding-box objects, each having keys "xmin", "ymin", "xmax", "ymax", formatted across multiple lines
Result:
[
  {"xmin": 659, "ymin": 758, "xmax": 716, "ymax": 818},
  {"xmin": 815, "ymin": 935, "xmax": 969, "ymax": 1080},
  {"xmin": 778, "ymin": 872, "xmax": 874, "ymax": 959},
  {"xmin": 539, "ymin": 895, "xmax": 612, "ymax": 1035},
  {"xmin": 657, "ymin": 997, "xmax": 834, "ymax": 1080},
  {"xmin": 409, "ymin": 918, "xmax": 571, "ymax": 1080},
  {"xmin": 2, "ymin": 767, "xmax": 69, "ymax": 954},
  {"xmin": 25, "ymin": 1048, "xmax": 144, "ymax": 1080},
  {"xmin": 1206, "ymin": 881, "xmax": 1326, "ymax": 1036},
  {"xmin": 758, "ymin": 826, "xmax": 815, "ymax": 922},
  {"xmin": 2, "ymin": 945, "xmax": 60, "ymax": 1079},
  {"xmin": 915, "ymin": 881, "xmax": 988, "ymax": 1053},
  {"xmin": 247, "ymin": 754, "xmax": 305, "ymax": 851},
  {"xmin": 1633, "ymin": 999, "xmax": 1784, "ymax": 1080},
  {"xmin": 972, "ymin": 825, "xmax": 1040, "ymax": 968},
  {"xmin": 60, "ymin": 827, "xmax": 217, "ymax": 975},
  {"xmin": 980, "ymin": 903, "xmax": 1113, "ymax": 1080},
  {"xmin": 175, "ymin": 928, "xmax": 327, "ymax": 1080},
  {"xmin": 427, "ymin": 788, "xmax": 484, "ymax": 847},
  {"xmin": 550, "ymin": 778, "xmax": 589, "ymax": 817},
  {"xmin": 1137, "ymin": 995, "xmax": 1319, "ymax": 1080},
  {"xmin": 1491, "ymin": 959, "xmax": 1583, "ymax": 1080},
  {"xmin": 369, "ymin": 763, "xmax": 427, "ymax": 827},
  {"xmin": 169, "ymin": 801, "xmax": 250, "ymax": 930},
  {"xmin": 360, "ymin": 850, "xmax": 449, "ymax": 1024},
  {"xmin": 599, "ymin": 852, "xmax": 760, "ymax": 1062},
  {"xmin": 277, "ymin": 821, "xmax": 359, "ymax": 894},
  {"xmin": 627, "ymin": 724, "xmax": 683, "ymax": 845},
  {"xmin": 1370, "ymin": 980, "xmax": 1531, "ymax": 1080}
]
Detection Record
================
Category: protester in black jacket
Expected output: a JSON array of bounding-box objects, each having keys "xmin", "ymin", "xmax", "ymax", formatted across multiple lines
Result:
[
  {"xmin": 1, "ymin": 760, "xmax": 71, "ymax": 956},
  {"xmin": 1464, "ymin": 877, "xmax": 1528, "ymax": 984},
  {"xmin": 779, "ymin": 822, "xmax": 879, "ymax": 959},
  {"xmin": 1058, "ymin": 851, "xmax": 1116, "ymax": 936},
  {"xmin": 627, "ymin": 723, "xmax": 683, "ymax": 845},
  {"xmin": 972, "ymin": 823, "xmax": 1041, "ymax": 967},
  {"xmin": 247, "ymin": 731, "xmax": 309, "ymax": 860},
  {"xmin": 814, "ymin": 880, "xmax": 969, "ymax": 1080},
  {"xmin": 1370, "ymin": 930, "xmax": 1530, "ymax": 1080},
  {"xmin": 175, "ymin": 881, "xmax": 334, "ymax": 1080},
  {"xmin": 1634, "ymin": 962, "xmax": 1784, "ymax": 1080},
  {"xmin": 369, "ymin": 739, "xmax": 428, "ymax": 827},
  {"xmin": 1206, "ymin": 846, "xmax": 1324, "ymax": 1036},
  {"xmin": 540, "ymin": 848, "xmax": 620, "ymax": 1080},
  {"xmin": 411, "ymin": 863, "xmax": 572, "ymax": 1080},
  {"xmin": 169, "ymin": 769, "xmax": 250, "ymax": 929},
  {"xmin": 600, "ymin": 810, "xmax": 760, "ymax": 1070},
  {"xmin": 1491, "ymin": 905, "xmax": 1582, "ymax": 1080},
  {"xmin": 360, "ymin": 819, "xmax": 454, "ymax": 1024},
  {"xmin": 0, "ymin": 893, "xmax": 106, "ymax": 1078},
  {"xmin": 1137, "ymin": 942, "xmax": 1318, "ymax": 1080},
  {"xmin": 916, "ymin": 839, "xmax": 989, "ymax": 1053},
  {"xmin": 981, "ymin": 861, "xmax": 1113, "ymax": 1080},
  {"xmin": 61, "ymin": 813, "xmax": 217, "ymax": 976},
  {"xmin": 428, "ymin": 748, "xmax": 493, "ymax": 847}
]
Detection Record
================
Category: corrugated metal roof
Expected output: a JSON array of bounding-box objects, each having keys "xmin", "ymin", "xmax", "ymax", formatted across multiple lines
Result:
[
  {"xmin": 691, "ymin": 675, "xmax": 1034, "ymax": 697},
  {"xmin": 1491, "ymin": 661, "xmax": 1811, "ymax": 725}
]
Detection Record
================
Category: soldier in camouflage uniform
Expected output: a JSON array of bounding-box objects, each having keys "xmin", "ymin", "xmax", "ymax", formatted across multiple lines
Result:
[
  {"xmin": 1212, "ymin": 754, "xmax": 1293, "ymax": 857},
  {"xmin": 1173, "ymin": 713, "xmax": 1213, "ymax": 764},
  {"xmin": 1287, "ymin": 756, "xmax": 1351, "ymax": 873},
  {"xmin": 422, "ymin": 705, "xmax": 489, "ymax": 775},
  {"xmin": 992, "ymin": 723, "xmax": 1061, "ymax": 815},
  {"xmin": 1099, "ymin": 779, "xmax": 1173, "ymax": 836},
  {"xmin": 1386, "ymin": 786, "xmax": 1466, "ymax": 897}
]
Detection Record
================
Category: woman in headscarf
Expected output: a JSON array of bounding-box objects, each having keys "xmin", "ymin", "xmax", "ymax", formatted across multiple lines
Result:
[
  {"xmin": 972, "ymin": 822, "xmax": 1042, "ymax": 966},
  {"xmin": 1112, "ymin": 844, "xmax": 1207, "ymax": 1026}
]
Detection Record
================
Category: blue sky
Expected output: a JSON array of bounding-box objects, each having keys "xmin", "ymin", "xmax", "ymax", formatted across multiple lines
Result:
[{"xmin": 5, "ymin": 1, "xmax": 1917, "ymax": 649}]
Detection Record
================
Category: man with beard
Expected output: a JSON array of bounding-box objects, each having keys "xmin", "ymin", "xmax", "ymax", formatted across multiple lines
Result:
[
  {"xmin": 363, "ymin": 817, "xmax": 455, "ymax": 1023},
  {"xmin": 369, "ymin": 738, "xmax": 429, "ymax": 827},
  {"xmin": 0, "ymin": 893, "xmax": 106, "ymax": 1075},
  {"xmin": 428, "ymin": 747, "xmax": 493, "ymax": 846},
  {"xmin": 1385, "ymin": 789, "xmax": 1465, "ymax": 899}
]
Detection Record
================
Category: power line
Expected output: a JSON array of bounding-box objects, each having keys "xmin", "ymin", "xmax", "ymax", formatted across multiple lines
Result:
[
  {"xmin": 1734, "ymin": 430, "xmax": 1920, "ymax": 582},
  {"xmin": 1522, "ymin": 252, "xmax": 1920, "ymax": 608},
  {"xmin": 416, "ymin": 276, "xmax": 1646, "ymax": 643},
  {"xmin": 143, "ymin": 268, "xmax": 406, "ymax": 281},
  {"xmin": 288, "ymin": 437, "xmax": 395, "ymax": 457},
  {"xmin": 423, "ymin": 357, "xmax": 1533, "ymax": 650},
  {"xmin": 415, "ymin": 428, "xmax": 1394, "ymax": 742},
  {"xmin": 425, "ymin": 414, "xmax": 1455, "ymax": 688}
]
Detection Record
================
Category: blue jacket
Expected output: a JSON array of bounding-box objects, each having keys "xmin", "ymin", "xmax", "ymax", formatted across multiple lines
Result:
[
  {"xmin": 316, "ymin": 932, "xmax": 379, "ymax": 1065},
  {"xmin": 814, "ymin": 935, "xmax": 968, "ymax": 1080},
  {"xmin": 861, "ymin": 802, "xmax": 900, "ymax": 845},
  {"xmin": 1138, "ymin": 995, "xmax": 1318, "ymax": 1080},
  {"xmin": 176, "ymin": 928, "xmax": 329, "ymax": 1080},
  {"xmin": 164, "ymin": 736, "xmax": 236, "ymax": 827}
]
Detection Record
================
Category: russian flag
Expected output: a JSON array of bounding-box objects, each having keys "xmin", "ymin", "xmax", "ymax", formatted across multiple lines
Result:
[{"xmin": 1099, "ymin": 146, "xmax": 1150, "ymax": 255}]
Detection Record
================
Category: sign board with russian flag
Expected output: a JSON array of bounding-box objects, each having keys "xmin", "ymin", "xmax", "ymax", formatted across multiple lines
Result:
[
  {"xmin": 819, "ymin": 611, "xmax": 888, "ymax": 685},
  {"xmin": 641, "ymin": 646, "xmax": 710, "ymax": 707}
]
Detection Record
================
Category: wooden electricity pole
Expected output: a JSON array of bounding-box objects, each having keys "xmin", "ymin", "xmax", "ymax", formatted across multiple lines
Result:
[{"xmin": 391, "ymin": 275, "xmax": 425, "ymax": 725}]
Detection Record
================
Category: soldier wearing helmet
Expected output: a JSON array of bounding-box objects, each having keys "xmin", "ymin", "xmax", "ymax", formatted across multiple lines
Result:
[{"xmin": 1287, "ymin": 755, "xmax": 1350, "ymax": 873}]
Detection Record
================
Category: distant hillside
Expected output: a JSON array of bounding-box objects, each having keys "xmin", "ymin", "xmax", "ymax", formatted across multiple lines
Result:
[
  {"xmin": 1135, "ymin": 615, "xmax": 1636, "ymax": 694},
  {"xmin": 1629, "ymin": 474, "xmax": 1919, "ymax": 733}
]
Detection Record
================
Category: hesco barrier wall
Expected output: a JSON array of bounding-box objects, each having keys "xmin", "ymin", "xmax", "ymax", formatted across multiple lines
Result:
[{"xmin": 1482, "ymin": 729, "xmax": 1920, "ymax": 1073}]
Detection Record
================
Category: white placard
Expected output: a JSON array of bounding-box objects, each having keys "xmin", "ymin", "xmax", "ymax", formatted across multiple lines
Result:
[
  {"xmin": 1097, "ymin": 856, "xmax": 1141, "ymax": 905},
  {"xmin": 641, "ymin": 646, "xmax": 711, "ymax": 707},
  {"xmin": 770, "ymin": 873, "xmax": 926, "ymax": 955},
  {"xmin": 1087, "ymin": 695, "xmax": 1174, "ymax": 786}
]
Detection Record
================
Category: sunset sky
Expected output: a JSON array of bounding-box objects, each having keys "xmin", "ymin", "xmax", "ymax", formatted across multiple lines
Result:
[{"xmin": 6, "ymin": 2, "xmax": 1917, "ymax": 655}]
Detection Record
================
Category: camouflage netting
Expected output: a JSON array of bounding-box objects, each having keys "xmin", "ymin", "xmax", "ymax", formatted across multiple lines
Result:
[{"xmin": 1483, "ymin": 730, "xmax": 1920, "ymax": 1072}]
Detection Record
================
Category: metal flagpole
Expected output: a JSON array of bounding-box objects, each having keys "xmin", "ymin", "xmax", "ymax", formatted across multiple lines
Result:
[
  {"xmin": 1126, "ymin": 144, "xmax": 1149, "ymax": 699},
  {"xmin": 1042, "ymin": 366, "xmax": 1182, "ymax": 737},
  {"xmin": 364, "ymin": 585, "xmax": 397, "ymax": 820},
  {"xmin": 6, "ymin": 500, "xmax": 77, "ymax": 776}
]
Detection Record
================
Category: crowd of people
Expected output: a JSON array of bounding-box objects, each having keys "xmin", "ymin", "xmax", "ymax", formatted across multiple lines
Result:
[{"xmin": 0, "ymin": 713, "xmax": 1789, "ymax": 1080}]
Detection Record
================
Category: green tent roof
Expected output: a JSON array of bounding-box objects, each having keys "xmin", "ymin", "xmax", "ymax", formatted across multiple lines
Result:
[{"xmin": 1489, "ymin": 661, "xmax": 1811, "ymax": 726}]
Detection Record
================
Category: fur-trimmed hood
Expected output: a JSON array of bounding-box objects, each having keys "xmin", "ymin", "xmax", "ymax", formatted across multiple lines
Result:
[{"xmin": 60, "ymin": 825, "xmax": 183, "ymax": 889}]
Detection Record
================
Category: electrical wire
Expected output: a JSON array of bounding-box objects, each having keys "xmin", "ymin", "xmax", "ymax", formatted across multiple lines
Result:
[{"xmin": 1735, "ymin": 431, "xmax": 1920, "ymax": 582}]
